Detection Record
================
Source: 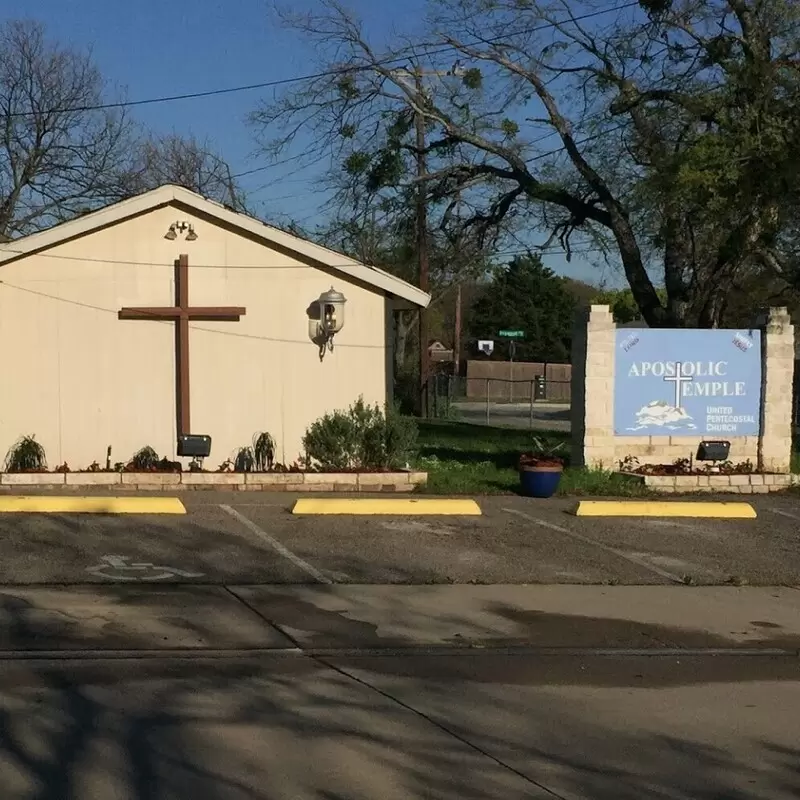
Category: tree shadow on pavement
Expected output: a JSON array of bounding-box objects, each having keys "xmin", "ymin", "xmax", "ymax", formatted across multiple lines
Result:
[
  {"xmin": 1, "ymin": 645, "xmax": 797, "ymax": 799},
  {"xmin": 0, "ymin": 516, "xmax": 798, "ymax": 797},
  {"xmin": 0, "ymin": 658, "xmax": 538, "ymax": 799},
  {"xmin": 0, "ymin": 589, "xmax": 536, "ymax": 799}
]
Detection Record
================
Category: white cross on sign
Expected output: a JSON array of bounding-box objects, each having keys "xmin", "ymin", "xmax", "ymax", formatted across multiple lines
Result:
[{"xmin": 663, "ymin": 362, "xmax": 693, "ymax": 408}]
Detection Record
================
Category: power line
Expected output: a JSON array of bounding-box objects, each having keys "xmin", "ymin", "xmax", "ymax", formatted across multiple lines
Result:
[
  {"xmin": 0, "ymin": 241, "xmax": 604, "ymax": 272},
  {"xmin": 7, "ymin": 73, "xmax": 341, "ymax": 118},
  {"xmin": 0, "ymin": 248, "xmax": 362, "ymax": 269},
  {"xmin": 237, "ymin": 116, "xmax": 630, "ymax": 237},
  {"xmin": 0, "ymin": 247, "xmax": 611, "ymax": 346},
  {"xmin": 0, "ymin": 118, "xmax": 624, "ymax": 270},
  {"xmin": 0, "ymin": 281, "xmax": 386, "ymax": 350},
  {"xmin": 0, "ymin": 119, "xmax": 624, "ymax": 272},
  {"xmin": 6, "ymin": 3, "xmax": 638, "ymax": 119},
  {"xmin": 231, "ymin": 150, "xmax": 326, "ymax": 180}
]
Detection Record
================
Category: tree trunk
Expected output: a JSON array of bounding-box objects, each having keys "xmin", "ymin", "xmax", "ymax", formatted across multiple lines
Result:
[
  {"xmin": 607, "ymin": 208, "xmax": 669, "ymax": 327},
  {"xmin": 394, "ymin": 310, "xmax": 416, "ymax": 373},
  {"xmin": 662, "ymin": 211, "xmax": 693, "ymax": 327},
  {"xmin": 696, "ymin": 277, "xmax": 733, "ymax": 328}
]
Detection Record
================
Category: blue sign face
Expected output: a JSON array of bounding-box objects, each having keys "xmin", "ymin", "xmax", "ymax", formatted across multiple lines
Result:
[{"xmin": 613, "ymin": 329, "xmax": 762, "ymax": 437}]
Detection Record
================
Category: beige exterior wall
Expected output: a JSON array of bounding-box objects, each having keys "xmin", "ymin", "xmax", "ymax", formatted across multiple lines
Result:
[
  {"xmin": 0, "ymin": 203, "xmax": 391, "ymax": 468},
  {"xmin": 572, "ymin": 305, "xmax": 795, "ymax": 473}
]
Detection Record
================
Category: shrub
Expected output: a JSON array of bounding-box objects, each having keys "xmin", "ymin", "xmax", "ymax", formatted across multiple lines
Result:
[
  {"xmin": 393, "ymin": 365, "xmax": 419, "ymax": 416},
  {"xmin": 382, "ymin": 406, "xmax": 418, "ymax": 468},
  {"xmin": 253, "ymin": 432, "xmax": 275, "ymax": 471},
  {"xmin": 303, "ymin": 397, "xmax": 418, "ymax": 471},
  {"xmin": 232, "ymin": 431, "xmax": 276, "ymax": 473},
  {"xmin": 129, "ymin": 446, "xmax": 159, "ymax": 471},
  {"xmin": 5, "ymin": 436, "xmax": 47, "ymax": 472},
  {"xmin": 234, "ymin": 446, "xmax": 255, "ymax": 472}
]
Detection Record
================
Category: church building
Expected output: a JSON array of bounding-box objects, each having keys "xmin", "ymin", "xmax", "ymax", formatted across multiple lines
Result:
[{"xmin": 0, "ymin": 185, "xmax": 429, "ymax": 468}]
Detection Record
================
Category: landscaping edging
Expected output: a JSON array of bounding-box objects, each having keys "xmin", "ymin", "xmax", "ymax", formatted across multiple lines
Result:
[
  {"xmin": 620, "ymin": 472, "xmax": 800, "ymax": 494},
  {"xmin": 0, "ymin": 471, "xmax": 428, "ymax": 492}
]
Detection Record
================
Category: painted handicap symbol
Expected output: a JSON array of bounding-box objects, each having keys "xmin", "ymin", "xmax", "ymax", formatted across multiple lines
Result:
[{"xmin": 86, "ymin": 555, "xmax": 204, "ymax": 581}]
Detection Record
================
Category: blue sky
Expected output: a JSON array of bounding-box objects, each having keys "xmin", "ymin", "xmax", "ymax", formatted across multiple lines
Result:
[{"xmin": 3, "ymin": 0, "xmax": 613, "ymax": 285}]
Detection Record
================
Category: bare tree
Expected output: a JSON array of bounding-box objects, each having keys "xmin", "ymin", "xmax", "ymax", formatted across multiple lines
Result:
[
  {"xmin": 0, "ymin": 20, "xmax": 131, "ymax": 238},
  {"xmin": 253, "ymin": 7, "xmax": 506, "ymax": 245},
  {"xmin": 251, "ymin": 2, "xmax": 507, "ymax": 386},
  {"xmin": 116, "ymin": 133, "xmax": 248, "ymax": 211},
  {"xmin": 251, "ymin": 0, "xmax": 800, "ymax": 327}
]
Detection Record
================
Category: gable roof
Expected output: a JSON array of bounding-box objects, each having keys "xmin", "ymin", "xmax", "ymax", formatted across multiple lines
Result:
[{"xmin": 0, "ymin": 184, "xmax": 429, "ymax": 308}]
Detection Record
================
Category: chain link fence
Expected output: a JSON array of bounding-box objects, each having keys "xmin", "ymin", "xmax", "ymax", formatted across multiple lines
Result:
[{"xmin": 425, "ymin": 374, "xmax": 571, "ymax": 430}]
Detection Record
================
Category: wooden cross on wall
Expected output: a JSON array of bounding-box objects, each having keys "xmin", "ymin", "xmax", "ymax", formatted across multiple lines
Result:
[{"xmin": 118, "ymin": 254, "xmax": 246, "ymax": 437}]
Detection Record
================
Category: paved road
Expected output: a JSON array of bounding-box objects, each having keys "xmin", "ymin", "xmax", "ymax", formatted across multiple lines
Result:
[
  {"xmin": 0, "ymin": 495, "xmax": 797, "ymax": 797},
  {"xmin": 2, "ymin": 649, "xmax": 798, "ymax": 799},
  {"xmin": 1, "ymin": 491, "xmax": 799, "ymax": 587},
  {"xmin": 0, "ymin": 492, "xmax": 800, "ymax": 800},
  {"xmin": 451, "ymin": 401, "xmax": 571, "ymax": 431},
  {"xmin": 0, "ymin": 582, "xmax": 799, "ymax": 798}
]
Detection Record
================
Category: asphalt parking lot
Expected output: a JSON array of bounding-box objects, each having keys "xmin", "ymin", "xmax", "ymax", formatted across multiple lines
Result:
[
  {"xmin": 0, "ymin": 491, "xmax": 798, "ymax": 586},
  {"xmin": 0, "ymin": 492, "xmax": 798, "ymax": 800}
]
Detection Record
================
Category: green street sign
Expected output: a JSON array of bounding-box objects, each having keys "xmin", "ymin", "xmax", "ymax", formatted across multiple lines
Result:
[{"xmin": 498, "ymin": 329, "xmax": 524, "ymax": 338}]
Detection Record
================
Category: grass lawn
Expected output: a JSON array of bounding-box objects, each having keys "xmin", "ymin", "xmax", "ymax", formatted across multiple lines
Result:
[{"xmin": 415, "ymin": 420, "xmax": 649, "ymax": 497}]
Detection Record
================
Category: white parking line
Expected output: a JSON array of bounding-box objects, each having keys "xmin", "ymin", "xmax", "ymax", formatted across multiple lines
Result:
[
  {"xmin": 220, "ymin": 505, "xmax": 333, "ymax": 585},
  {"xmin": 502, "ymin": 507, "xmax": 685, "ymax": 584},
  {"xmin": 769, "ymin": 508, "xmax": 800, "ymax": 522}
]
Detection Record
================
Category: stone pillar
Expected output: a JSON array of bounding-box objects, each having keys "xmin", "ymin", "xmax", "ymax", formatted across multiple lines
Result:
[
  {"xmin": 759, "ymin": 307, "xmax": 795, "ymax": 473},
  {"xmin": 571, "ymin": 304, "xmax": 616, "ymax": 468}
]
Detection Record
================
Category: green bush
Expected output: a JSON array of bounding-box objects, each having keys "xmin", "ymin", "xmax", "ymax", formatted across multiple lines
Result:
[
  {"xmin": 303, "ymin": 397, "xmax": 418, "ymax": 471},
  {"xmin": 234, "ymin": 446, "xmax": 255, "ymax": 472},
  {"xmin": 129, "ymin": 446, "xmax": 159, "ymax": 471},
  {"xmin": 4, "ymin": 435, "xmax": 47, "ymax": 472},
  {"xmin": 233, "ymin": 431, "xmax": 277, "ymax": 473},
  {"xmin": 393, "ymin": 366, "xmax": 419, "ymax": 416}
]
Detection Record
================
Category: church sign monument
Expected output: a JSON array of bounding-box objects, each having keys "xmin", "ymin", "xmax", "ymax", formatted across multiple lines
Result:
[
  {"xmin": 613, "ymin": 328, "xmax": 762, "ymax": 437},
  {"xmin": 571, "ymin": 305, "xmax": 795, "ymax": 475}
]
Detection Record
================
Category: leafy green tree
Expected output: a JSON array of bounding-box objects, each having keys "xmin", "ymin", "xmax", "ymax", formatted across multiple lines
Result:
[
  {"xmin": 313, "ymin": 204, "xmax": 491, "ymax": 371},
  {"xmin": 469, "ymin": 255, "xmax": 576, "ymax": 362},
  {"xmin": 562, "ymin": 278, "xmax": 601, "ymax": 309},
  {"xmin": 251, "ymin": 0, "xmax": 800, "ymax": 328},
  {"xmin": 592, "ymin": 288, "xmax": 668, "ymax": 324}
]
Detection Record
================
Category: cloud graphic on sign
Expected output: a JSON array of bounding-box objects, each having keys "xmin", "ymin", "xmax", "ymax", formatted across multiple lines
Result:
[{"xmin": 627, "ymin": 400, "xmax": 697, "ymax": 431}]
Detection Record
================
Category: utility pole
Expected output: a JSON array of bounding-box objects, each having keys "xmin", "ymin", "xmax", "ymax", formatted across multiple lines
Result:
[
  {"xmin": 453, "ymin": 283, "xmax": 462, "ymax": 377},
  {"xmin": 391, "ymin": 61, "xmax": 465, "ymax": 417},
  {"xmin": 414, "ymin": 64, "xmax": 431, "ymax": 417}
]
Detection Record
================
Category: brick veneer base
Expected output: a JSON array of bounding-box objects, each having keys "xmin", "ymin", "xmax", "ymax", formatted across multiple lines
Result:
[
  {"xmin": 0, "ymin": 471, "xmax": 428, "ymax": 492},
  {"xmin": 620, "ymin": 472, "xmax": 800, "ymax": 494}
]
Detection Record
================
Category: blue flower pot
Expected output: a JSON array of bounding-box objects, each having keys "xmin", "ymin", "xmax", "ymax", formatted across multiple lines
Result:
[{"xmin": 519, "ymin": 465, "xmax": 563, "ymax": 498}]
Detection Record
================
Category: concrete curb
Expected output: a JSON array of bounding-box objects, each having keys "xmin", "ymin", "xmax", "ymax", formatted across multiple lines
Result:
[
  {"xmin": 573, "ymin": 500, "xmax": 757, "ymax": 518},
  {"xmin": 0, "ymin": 646, "xmax": 793, "ymax": 661},
  {"xmin": 0, "ymin": 496, "xmax": 186, "ymax": 514},
  {"xmin": 292, "ymin": 498, "xmax": 482, "ymax": 515}
]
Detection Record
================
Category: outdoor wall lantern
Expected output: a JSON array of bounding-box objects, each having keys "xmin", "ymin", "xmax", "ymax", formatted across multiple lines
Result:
[{"xmin": 317, "ymin": 286, "xmax": 347, "ymax": 359}]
